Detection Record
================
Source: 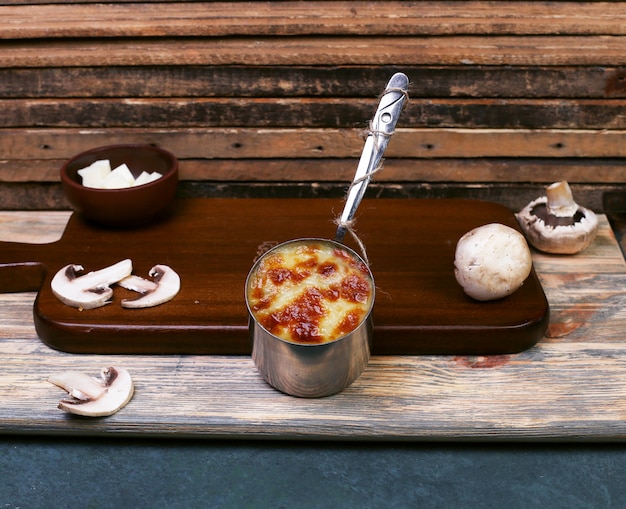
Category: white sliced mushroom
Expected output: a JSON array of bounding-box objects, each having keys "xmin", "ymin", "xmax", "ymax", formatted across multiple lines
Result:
[
  {"xmin": 119, "ymin": 264, "xmax": 180, "ymax": 308},
  {"xmin": 51, "ymin": 259, "xmax": 133, "ymax": 309},
  {"xmin": 117, "ymin": 274, "xmax": 159, "ymax": 294},
  {"xmin": 48, "ymin": 371, "xmax": 107, "ymax": 401},
  {"xmin": 48, "ymin": 366, "xmax": 134, "ymax": 417}
]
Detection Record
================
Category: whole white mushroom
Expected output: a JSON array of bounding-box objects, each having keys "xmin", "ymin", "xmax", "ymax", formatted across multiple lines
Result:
[{"xmin": 454, "ymin": 223, "xmax": 533, "ymax": 301}]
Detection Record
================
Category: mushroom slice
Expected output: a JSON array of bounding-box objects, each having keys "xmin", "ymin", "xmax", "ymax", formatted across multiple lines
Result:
[
  {"xmin": 48, "ymin": 371, "xmax": 107, "ymax": 401},
  {"xmin": 119, "ymin": 264, "xmax": 180, "ymax": 308},
  {"xmin": 48, "ymin": 366, "xmax": 134, "ymax": 417},
  {"xmin": 117, "ymin": 274, "xmax": 159, "ymax": 294},
  {"xmin": 516, "ymin": 181, "xmax": 599, "ymax": 254},
  {"xmin": 51, "ymin": 259, "xmax": 133, "ymax": 309}
]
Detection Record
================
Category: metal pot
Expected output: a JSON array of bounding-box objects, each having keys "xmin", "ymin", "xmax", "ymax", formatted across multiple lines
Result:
[{"xmin": 245, "ymin": 238, "xmax": 374, "ymax": 398}]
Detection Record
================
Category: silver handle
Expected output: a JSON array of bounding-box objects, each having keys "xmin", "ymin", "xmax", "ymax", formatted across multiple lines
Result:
[{"xmin": 335, "ymin": 72, "xmax": 409, "ymax": 243}]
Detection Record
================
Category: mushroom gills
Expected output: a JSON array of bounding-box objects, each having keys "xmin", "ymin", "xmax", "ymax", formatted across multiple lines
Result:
[
  {"xmin": 528, "ymin": 203, "xmax": 585, "ymax": 227},
  {"xmin": 48, "ymin": 367, "xmax": 134, "ymax": 417}
]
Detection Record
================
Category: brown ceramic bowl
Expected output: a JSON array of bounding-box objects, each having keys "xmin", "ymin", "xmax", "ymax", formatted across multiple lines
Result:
[{"xmin": 60, "ymin": 144, "xmax": 178, "ymax": 228}]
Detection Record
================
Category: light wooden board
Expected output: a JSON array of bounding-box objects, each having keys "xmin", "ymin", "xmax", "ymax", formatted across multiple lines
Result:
[
  {"xmin": 3, "ymin": 157, "xmax": 626, "ymax": 187},
  {"xmin": 5, "ymin": 128, "xmax": 626, "ymax": 165},
  {"xmin": 3, "ymin": 2, "xmax": 626, "ymax": 39},
  {"xmin": 1, "ymin": 210, "xmax": 625, "ymax": 440},
  {"xmin": 4, "ymin": 36, "xmax": 626, "ymax": 68}
]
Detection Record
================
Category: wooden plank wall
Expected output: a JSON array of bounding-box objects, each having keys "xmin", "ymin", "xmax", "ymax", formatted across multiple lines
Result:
[{"xmin": 1, "ymin": 1, "xmax": 626, "ymax": 211}]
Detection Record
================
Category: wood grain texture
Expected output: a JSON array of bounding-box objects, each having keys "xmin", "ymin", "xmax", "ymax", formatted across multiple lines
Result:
[
  {"xmin": 4, "ymin": 128, "xmax": 626, "ymax": 161},
  {"xmin": 3, "ymin": 2, "xmax": 626, "ymax": 39},
  {"xmin": 0, "ymin": 209, "xmax": 624, "ymax": 440},
  {"xmin": 3, "ymin": 36, "xmax": 626, "ymax": 68},
  {"xmin": 2, "ymin": 1, "xmax": 626, "ymax": 211},
  {"xmin": 4, "ymin": 157, "xmax": 626, "ymax": 186},
  {"xmin": 0, "ymin": 198, "xmax": 548, "ymax": 355},
  {"xmin": 2, "ymin": 66, "xmax": 624, "ymax": 99},
  {"xmin": 3, "ymin": 128, "xmax": 626, "ymax": 194},
  {"xmin": 5, "ymin": 97, "xmax": 626, "ymax": 129}
]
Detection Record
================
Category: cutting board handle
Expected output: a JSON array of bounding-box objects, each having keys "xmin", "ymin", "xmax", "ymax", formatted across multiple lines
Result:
[{"xmin": 0, "ymin": 241, "xmax": 48, "ymax": 293}]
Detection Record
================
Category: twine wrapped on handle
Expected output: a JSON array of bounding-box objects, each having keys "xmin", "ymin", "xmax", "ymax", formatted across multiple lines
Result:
[
  {"xmin": 333, "ymin": 165, "xmax": 383, "ymax": 265},
  {"xmin": 334, "ymin": 85, "xmax": 410, "ymax": 265}
]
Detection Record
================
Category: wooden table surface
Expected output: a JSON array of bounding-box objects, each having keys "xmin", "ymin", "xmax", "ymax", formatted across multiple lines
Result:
[{"xmin": 1, "ymin": 209, "xmax": 626, "ymax": 441}]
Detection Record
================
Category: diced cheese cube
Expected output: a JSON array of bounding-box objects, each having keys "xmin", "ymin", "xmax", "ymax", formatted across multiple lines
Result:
[
  {"xmin": 99, "ymin": 164, "xmax": 136, "ymax": 189},
  {"xmin": 109, "ymin": 164, "xmax": 136, "ymax": 185},
  {"xmin": 133, "ymin": 171, "xmax": 163, "ymax": 186},
  {"xmin": 77, "ymin": 159, "xmax": 112, "ymax": 188},
  {"xmin": 100, "ymin": 171, "xmax": 134, "ymax": 189}
]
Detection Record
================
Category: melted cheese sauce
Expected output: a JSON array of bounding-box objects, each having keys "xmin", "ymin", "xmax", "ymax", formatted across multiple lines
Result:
[{"xmin": 247, "ymin": 240, "xmax": 374, "ymax": 344}]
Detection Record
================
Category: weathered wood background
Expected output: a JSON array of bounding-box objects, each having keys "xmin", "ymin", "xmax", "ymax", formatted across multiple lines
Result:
[{"xmin": 2, "ymin": 1, "xmax": 626, "ymax": 210}]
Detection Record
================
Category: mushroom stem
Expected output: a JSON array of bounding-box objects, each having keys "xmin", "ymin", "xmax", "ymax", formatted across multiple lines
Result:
[{"xmin": 546, "ymin": 181, "xmax": 578, "ymax": 217}]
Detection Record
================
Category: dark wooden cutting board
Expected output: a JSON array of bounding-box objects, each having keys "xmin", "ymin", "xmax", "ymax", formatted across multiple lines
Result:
[{"xmin": 0, "ymin": 198, "xmax": 549, "ymax": 355}]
